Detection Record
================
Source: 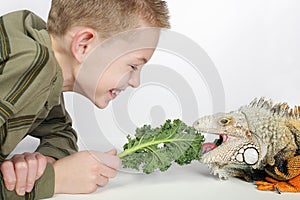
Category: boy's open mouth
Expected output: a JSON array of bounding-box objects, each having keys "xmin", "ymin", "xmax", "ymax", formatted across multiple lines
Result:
[{"xmin": 109, "ymin": 89, "xmax": 122, "ymax": 99}]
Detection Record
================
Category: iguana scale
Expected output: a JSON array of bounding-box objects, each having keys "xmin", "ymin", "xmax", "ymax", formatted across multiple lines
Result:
[{"xmin": 193, "ymin": 97, "xmax": 300, "ymax": 193}]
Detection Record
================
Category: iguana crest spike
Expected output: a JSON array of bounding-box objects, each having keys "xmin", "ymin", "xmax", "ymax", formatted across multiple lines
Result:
[{"xmin": 249, "ymin": 97, "xmax": 300, "ymax": 118}]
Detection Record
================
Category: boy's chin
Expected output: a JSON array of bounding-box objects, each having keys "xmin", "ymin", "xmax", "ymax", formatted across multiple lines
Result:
[{"xmin": 94, "ymin": 99, "xmax": 110, "ymax": 109}]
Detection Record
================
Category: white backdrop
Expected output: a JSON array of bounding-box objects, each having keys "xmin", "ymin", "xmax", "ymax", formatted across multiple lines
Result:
[
  {"xmin": 1, "ymin": 0, "xmax": 300, "ymax": 151},
  {"xmin": 167, "ymin": 0, "xmax": 300, "ymax": 109}
]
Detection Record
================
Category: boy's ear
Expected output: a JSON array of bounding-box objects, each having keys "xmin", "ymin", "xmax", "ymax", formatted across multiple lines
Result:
[{"xmin": 71, "ymin": 28, "xmax": 98, "ymax": 63}]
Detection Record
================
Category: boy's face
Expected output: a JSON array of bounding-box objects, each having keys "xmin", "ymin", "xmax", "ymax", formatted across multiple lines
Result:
[
  {"xmin": 94, "ymin": 48, "xmax": 154, "ymax": 108},
  {"xmin": 74, "ymin": 27, "xmax": 159, "ymax": 108}
]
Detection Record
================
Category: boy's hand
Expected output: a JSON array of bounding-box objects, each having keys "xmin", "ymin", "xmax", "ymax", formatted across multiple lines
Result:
[
  {"xmin": 53, "ymin": 149, "xmax": 121, "ymax": 194},
  {"xmin": 0, "ymin": 152, "xmax": 47, "ymax": 196}
]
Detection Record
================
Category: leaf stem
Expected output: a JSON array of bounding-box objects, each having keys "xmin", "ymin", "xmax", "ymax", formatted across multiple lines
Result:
[{"xmin": 117, "ymin": 138, "xmax": 195, "ymax": 158}]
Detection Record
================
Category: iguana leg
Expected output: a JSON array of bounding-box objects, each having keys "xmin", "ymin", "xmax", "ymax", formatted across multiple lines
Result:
[
  {"xmin": 256, "ymin": 155, "xmax": 300, "ymax": 193},
  {"xmin": 256, "ymin": 176, "xmax": 300, "ymax": 193}
]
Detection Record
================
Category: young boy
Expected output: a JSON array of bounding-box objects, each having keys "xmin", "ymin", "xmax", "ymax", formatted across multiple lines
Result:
[{"xmin": 0, "ymin": 0, "xmax": 170, "ymax": 199}]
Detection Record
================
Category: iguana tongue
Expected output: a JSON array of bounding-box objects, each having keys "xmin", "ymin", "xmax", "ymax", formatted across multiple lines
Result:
[
  {"xmin": 201, "ymin": 134, "xmax": 228, "ymax": 154},
  {"xmin": 201, "ymin": 143, "xmax": 217, "ymax": 154}
]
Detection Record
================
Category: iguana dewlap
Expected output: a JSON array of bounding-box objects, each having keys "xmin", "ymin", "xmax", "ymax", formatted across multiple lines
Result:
[{"xmin": 193, "ymin": 97, "xmax": 300, "ymax": 193}]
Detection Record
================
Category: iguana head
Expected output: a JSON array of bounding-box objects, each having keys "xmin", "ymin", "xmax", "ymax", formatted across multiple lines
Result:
[{"xmin": 193, "ymin": 97, "xmax": 297, "ymax": 180}]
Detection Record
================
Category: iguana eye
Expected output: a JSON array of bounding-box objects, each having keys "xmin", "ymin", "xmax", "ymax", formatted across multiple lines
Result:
[{"xmin": 219, "ymin": 118, "xmax": 231, "ymax": 125}]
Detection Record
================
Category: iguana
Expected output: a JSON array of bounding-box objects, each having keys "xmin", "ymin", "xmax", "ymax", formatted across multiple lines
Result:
[{"xmin": 193, "ymin": 97, "xmax": 300, "ymax": 193}]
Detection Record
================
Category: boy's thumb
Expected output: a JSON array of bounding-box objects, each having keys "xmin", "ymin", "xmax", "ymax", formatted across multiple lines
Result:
[{"xmin": 106, "ymin": 149, "xmax": 117, "ymax": 155}]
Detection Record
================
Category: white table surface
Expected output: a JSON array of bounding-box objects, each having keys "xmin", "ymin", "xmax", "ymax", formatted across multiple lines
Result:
[{"xmin": 46, "ymin": 163, "xmax": 299, "ymax": 200}]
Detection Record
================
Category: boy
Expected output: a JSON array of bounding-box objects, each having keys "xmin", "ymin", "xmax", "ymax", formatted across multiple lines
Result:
[{"xmin": 0, "ymin": 0, "xmax": 170, "ymax": 199}]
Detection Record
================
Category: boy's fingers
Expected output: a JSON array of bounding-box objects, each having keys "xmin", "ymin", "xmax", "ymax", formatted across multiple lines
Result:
[
  {"xmin": 0, "ymin": 152, "xmax": 47, "ymax": 195},
  {"xmin": 0, "ymin": 161, "xmax": 17, "ymax": 191},
  {"xmin": 35, "ymin": 153, "xmax": 47, "ymax": 179},
  {"xmin": 97, "ymin": 174, "xmax": 109, "ymax": 187},
  {"xmin": 92, "ymin": 151, "xmax": 121, "ymax": 170},
  {"xmin": 98, "ymin": 164, "xmax": 117, "ymax": 178},
  {"xmin": 106, "ymin": 149, "xmax": 117, "ymax": 155},
  {"xmin": 13, "ymin": 156, "xmax": 28, "ymax": 196},
  {"xmin": 24, "ymin": 154, "xmax": 38, "ymax": 192}
]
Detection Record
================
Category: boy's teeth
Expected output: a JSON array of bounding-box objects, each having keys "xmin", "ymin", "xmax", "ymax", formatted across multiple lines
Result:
[{"xmin": 112, "ymin": 90, "xmax": 120, "ymax": 95}]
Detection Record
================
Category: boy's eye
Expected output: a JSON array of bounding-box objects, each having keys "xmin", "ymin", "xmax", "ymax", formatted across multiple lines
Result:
[{"xmin": 131, "ymin": 65, "xmax": 138, "ymax": 71}]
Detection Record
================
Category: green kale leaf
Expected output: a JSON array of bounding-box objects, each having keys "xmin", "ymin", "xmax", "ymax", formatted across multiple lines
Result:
[{"xmin": 118, "ymin": 119, "xmax": 204, "ymax": 174}]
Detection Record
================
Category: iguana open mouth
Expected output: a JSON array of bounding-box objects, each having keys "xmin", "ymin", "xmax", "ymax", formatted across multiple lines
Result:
[{"xmin": 201, "ymin": 134, "xmax": 229, "ymax": 154}]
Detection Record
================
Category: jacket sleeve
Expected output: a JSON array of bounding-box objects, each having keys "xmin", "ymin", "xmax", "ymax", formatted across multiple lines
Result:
[
  {"xmin": 0, "ymin": 10, "xmax": 57, "ymax": 128},
  {"xmin": 29, "ymin": 96, "xmax": 79, "ymax": 160},
  {"xmin": 0, "ymin": 163, "xmax": 54, "ymax": 199},
  {"xmin": 0, "ymin": 97, "xmax": 78, "ymax": 200}
]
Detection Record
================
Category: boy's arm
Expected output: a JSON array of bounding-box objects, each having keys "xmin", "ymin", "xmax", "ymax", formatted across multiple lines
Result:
[
  {"xmin": 29, "ymin": 95, "xmax": 79, "ymax": 160},
  {"xmin": 5, "ymin": 97, "xmax": 79, "ymax": 199},
  {"xmin": 0, "ymin": 163, "xmax": 55, "ymax": 199}
]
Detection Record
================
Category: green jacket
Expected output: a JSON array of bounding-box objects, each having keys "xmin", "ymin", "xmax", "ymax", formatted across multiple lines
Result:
[{"xmin": 0, "ymin": 10, "xmax": 78, "ymax": 199}]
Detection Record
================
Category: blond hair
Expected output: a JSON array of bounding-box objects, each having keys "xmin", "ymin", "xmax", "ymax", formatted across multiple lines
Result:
[{"xmin": 47, "ymin": 0, "xmax": 170, "ymax": 38}]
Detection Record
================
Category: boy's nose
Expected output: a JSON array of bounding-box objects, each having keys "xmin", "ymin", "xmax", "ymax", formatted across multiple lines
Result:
[{"xmin": 128, "ymin": 74, "xmax": 140, "ymax": 88}]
